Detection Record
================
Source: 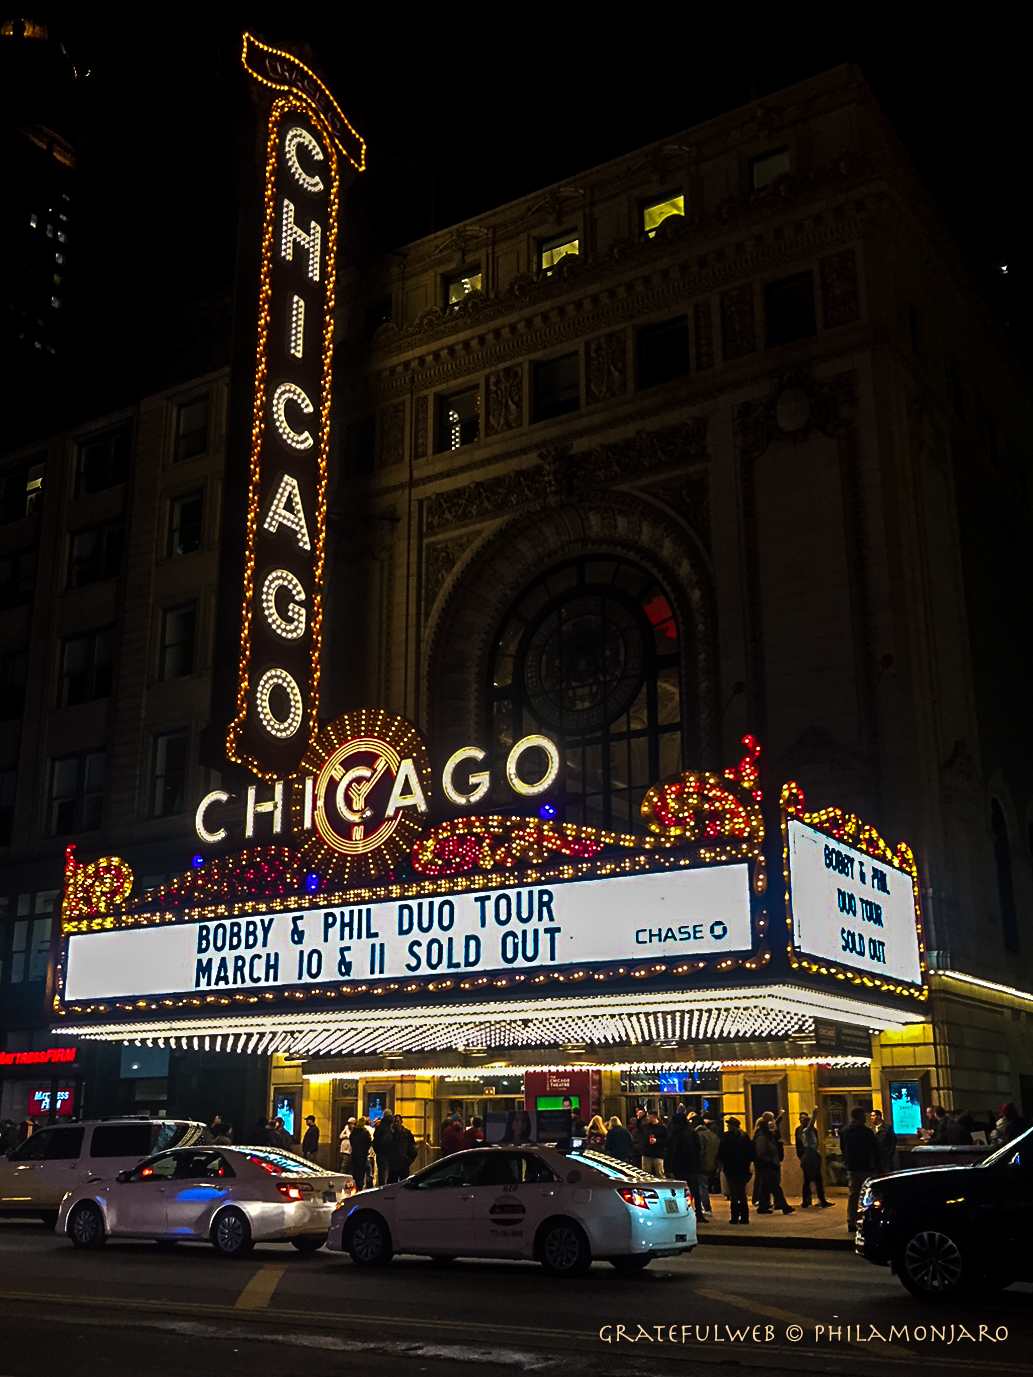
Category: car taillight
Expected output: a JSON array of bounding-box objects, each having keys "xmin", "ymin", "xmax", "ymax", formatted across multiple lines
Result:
[
  {"xmin": 278, "ymin": 1183, "xmax": 314, "ymax": 1201},
  {"xmin": 618, "ymin": 1187, "xmax": 660, "ymax": 1209}
]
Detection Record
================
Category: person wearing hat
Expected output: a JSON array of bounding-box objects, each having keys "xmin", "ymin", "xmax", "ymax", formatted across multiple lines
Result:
[
  {"xmin": 302, "ymin": 1114, "xmax": 320, "ymax": 1162},
  {"xmin": 991, "ymin": 1101, "xmax": 1029, "ymax": 1147}
]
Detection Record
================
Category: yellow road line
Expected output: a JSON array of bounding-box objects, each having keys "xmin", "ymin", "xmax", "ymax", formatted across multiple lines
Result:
[{"xmin": 234, "ymin": 1264, "xmax": 287, "ymax": 1310}]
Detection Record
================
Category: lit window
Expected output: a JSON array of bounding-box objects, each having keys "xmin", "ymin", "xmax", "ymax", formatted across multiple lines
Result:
[
  {"xmin": 48, "ymin": 750, "xmax": 105, "ymax": 836},
  {"xmin": 152, "ymin": 730, "xmax": 188, "ymax": 818},
  {"xmin": 175, "ymin": 396, "xmax": 209, "ymax": 462},
  {"xmin": 540, "ymin": 233, "xmax": 579, "ymax": 273},
  {"xmin": 76, "ymin": 426, "xmax": 131, "ymax": 496},
  {"xmin": 59, "ymin": 627, "xmax": 116, "ymax": 707},
  {"xmin": 445, "ymin": 268, "xmax": 482, "ymax": 307},
  {"xmin": 168, "ymin": 490, "xmax": 203, "ymax": 557},
  {"xmin": 1, "ymin": 457, "xmax": 44, "ymax": 523},
  {"xmin": 533, "ymin": 353, "xmax": 580, "ymax": 421},
  {"xmin": 438, "ymin": 388, "xmax": 480, "ymax": 451},
  {"xmin": 160, "ymin": 603, "xmax": 197, "ymax": 681},
  {"xmin": 642, "ymin": 194, "xmax": 684, "ymax": 238},
  {"xmin": 751, "ymin": 147, "xmax": 790, "ymax": 190}
]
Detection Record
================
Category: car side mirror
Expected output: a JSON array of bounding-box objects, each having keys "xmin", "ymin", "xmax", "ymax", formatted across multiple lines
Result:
[{"xmin": 115, "ymin": 1170, "xmax": 132, "ymax": 1183}]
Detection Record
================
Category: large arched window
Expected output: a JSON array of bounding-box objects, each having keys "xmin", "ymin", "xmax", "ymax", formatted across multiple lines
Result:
[{"xmin": 488, "ymin": 556, "xmax": 683, "ymax": 830}]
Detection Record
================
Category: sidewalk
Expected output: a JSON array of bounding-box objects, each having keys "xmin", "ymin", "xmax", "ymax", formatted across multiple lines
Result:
[{"xmin": 694, "ymin": 1187, "xmax": 854, "ymax": 1250}]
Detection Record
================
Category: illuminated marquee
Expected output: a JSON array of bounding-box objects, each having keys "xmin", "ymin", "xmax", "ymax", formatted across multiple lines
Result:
[
  {"xmin": 781, "ymin": 782, "xmax": 926, "ymax": 998},
  {"xmin": 228, "ymin": 38, "xmax": 364, "ymax": 781}
]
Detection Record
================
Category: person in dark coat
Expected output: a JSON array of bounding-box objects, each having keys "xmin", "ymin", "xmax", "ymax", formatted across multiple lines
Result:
[
  {"xmin": 641, "ymin": 1111, "xmax": 668, "ymax": 1176},
  {"xmin": 717, "ymin": 1117, "xmax": 754, "ymax": 1224},
  {"xmin": 372, "ymin": 1113, "xmax": 394, "ymax": 1186},
  {"xmin": 753, "ymin": 1117, "xmax": 793, "ymax": 1214},
  {"xmin": 795, "ymin": 1106, "xmax": 832, "ymax": 1207},
  {"xmin": 628, "ymin": 1115, "xmax": 646, "ymax": 1169},
  {"xmin": 348, "ymin": 1117, "xmax": 372, "ymax": 1191},
  {"xmin": 840, "ymin": 1107, "xmax": 879, "ymax": 1231},
  {"xmin": 870, "ymin": 1109, "xmax": 897, "ymax": 1174},
  {"xmin": 664, "ymin": 1113, "xmax": 705, "ymax": 1221},
  {"xmin": 604, "ymin": 1116, "xmax": 633, "ymax": 1163},
  {"xmin": 301, "ymin": 1115, "xmax": 320, "ymax": 1161},
  {"xmin": 386, "ymin": 1116, "xmax": 419, "ymax": 1182}
]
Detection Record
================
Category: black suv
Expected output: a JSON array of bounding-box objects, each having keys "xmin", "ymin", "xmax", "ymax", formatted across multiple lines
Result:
[{"xmin": 856, "ymin": 1125, "xmax": 1033, "ymax": 1299}]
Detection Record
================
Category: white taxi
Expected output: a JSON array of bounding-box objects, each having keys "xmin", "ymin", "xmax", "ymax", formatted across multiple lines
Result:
[{"xmin": 328, "ymin": 1145, "xmax": 696, "ymax": 1275}]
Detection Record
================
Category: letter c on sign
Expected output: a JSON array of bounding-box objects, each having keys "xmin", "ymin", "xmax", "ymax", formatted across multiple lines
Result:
[
  {"xmin": 284, "ymin": 125, "xmax": 325, "ymax": 194},
  {"xmin": 271, "ymin": 381, "xmax": 315, "ymax": 451},
  {"xmin": 506, "ymin": 735, "xmax": 560, "ymax": 797},
  {"xmin": 196, "ymin": 790, "xmax": 231, "ymax": 844}
]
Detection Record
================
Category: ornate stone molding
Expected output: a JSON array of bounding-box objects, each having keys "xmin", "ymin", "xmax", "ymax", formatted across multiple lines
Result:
[
  {"xmin": 737, "ymin": 369, "xmax": 855, "ymax": 464},
  {"xmin": 424, "ymin": 417, "xmax": 709, "ymax": 534},
  {"xmin": 379, "ymin": 401, "xmax": 405, "ymax": 468},
  {"xmin": 486, "ymin": 365, "xmax": 523, "ymax": 437},
  {"xmin": 720, "ymin": 283, "xmax": 756, "ymax": 361},
  {"xmin": 586, "ymin": 329, "xmax": 628, "ymax": 404},
  {"xmin": 819, "ymin": 248, "xmax": 860, "ymax": 329}
]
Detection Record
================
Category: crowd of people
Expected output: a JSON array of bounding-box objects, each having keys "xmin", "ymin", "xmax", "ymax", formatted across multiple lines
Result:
[{"xmin": 335, "ymin": 1111, "xmax": 419, "ymax": 1190}]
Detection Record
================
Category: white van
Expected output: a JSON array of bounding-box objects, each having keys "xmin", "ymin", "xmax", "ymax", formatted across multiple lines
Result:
[{"xmin": 0, "ymin": 1118, "xmax": 210, "ymax": 1223}]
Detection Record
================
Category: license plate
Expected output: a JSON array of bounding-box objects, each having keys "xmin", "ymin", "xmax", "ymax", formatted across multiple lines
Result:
[
  {"xmin": 323, "ymin": 1191, "xmax": 337, "ymax": 1202},
  {"xmin": 664, "ymin": 1198, "xmax": 680, "ymax": 1214}
]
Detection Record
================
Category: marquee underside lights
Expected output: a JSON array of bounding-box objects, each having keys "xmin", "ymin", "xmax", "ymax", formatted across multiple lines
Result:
[
  {"xmin": 781, "ymin": 782, "xmax": 927, "ymax": 1001},
  {"xmin": 228, "ymin": 45, "xmax": 362, "ymax": 782}
]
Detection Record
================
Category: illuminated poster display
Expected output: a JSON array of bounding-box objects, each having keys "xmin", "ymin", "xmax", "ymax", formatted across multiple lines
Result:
[
  {"xmin": 63, "ymin": 864, "xmax": 752, "ymax": 1003},
  {"xmin": 786, "ymin": 816, "xmax": 923, "ymax": 988}
]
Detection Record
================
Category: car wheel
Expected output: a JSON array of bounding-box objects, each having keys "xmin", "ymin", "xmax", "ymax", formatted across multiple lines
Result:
[
  {"xmin": 68, "ymin": 1201, "xmax": 106, "ymax": 1250},
  {"xmin": 610, "ymin": 1254, "xmax": 651, "ymax": 1272},
  {"xmin": 291, "ymin": 1235, "xmax": 325, "ymax": 1253},
  {"xmin": 896, "ymin": 1228, "xmax": 970, "ymax": 1300},
  {"xmin": 538, "ymin": 1218, "xmax": 591, "ymax": 1276},
  {"xmin": 211, "ymin": 1208, "xmax": 254, "ymax": 1258},
  {"xmin": 347, "ymin": 1212, "xmax": 393, "ymax": 1267}
]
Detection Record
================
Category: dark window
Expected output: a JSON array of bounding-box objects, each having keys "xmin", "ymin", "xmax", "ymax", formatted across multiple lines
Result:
[
  {"xmin": 0, "ymin": 545, "xmax": 38, "ymax": 608},
  {"xmin": 539, "ymin": 232, "xmax": 578, "ymax": 273},
  {"xmin": 43, "ymin": 1127, "xmax": 85, "ymax": 1160},
  {"xmin": 533, "ymin": 354, "xmax": 580, "ymax": 421},
  {"xmin": 765, "ymin": 272, "xmax": 816, "ymax": 348},
  {"xmin": 168, "ymin": 490, "xmax": 203, "ymax": 557},
  {"xmin": 59, "ymin": 627, "xmax": 116, "ymax": 706},
  {"xmin": 637, "ymin": 316, "xmax": 690, "ymax": 388},
  {"xmin": 489, "ymin": 556, "xmax": 683, "ymax": 830},
  {"xmin": 0, "ymin": 650, "xmax": 28, "ymax": 719},
  {"xmin": 445, "ymin": 267, "xmax": 482, "ymax": 306},
  {"xmin": 8, "ymin": 914, "xmax": 51, "ymax": 983},
  {"xmin": 642, "ymin": 194, "xmax": 684, "ymax": 238},
  {"xmin": 175, "ymin": 397, "xmax": 209, "ymax": 462},
  {"xmin": 364, "ymin": 297, "xmax": 392, "ymax": 341},
  {"xmin": 160, "ymin": 603, "xmax": 196, "ymax": 680},
  {"xmin": 751, "ymin": 147, "xmax": 790, "ymax": 190},
  {"xmin": 152, "ymin": 730, "xmax": 188, "ymax": 817},
  {"xmin": 91, "ymin": 1123, "xmax": 154, "ymax": 1158},
  {"xmin": 76, "ymin": 426, "xmax": 131, "ymax": 495},
  {"xmin": 412, "ymin": 1156, "xmax": 483, "ymax": 1189},
  {"xmin": 0, "ymin": 769, "xmax": 14, "ymax": 845},
  {"xmin": 48, "ymin": 750, "xmax": 105, "ymax": 835},
  {"xmin": 68, "ymin": 521, "xmax": 123, "ymax": 588},
  {"xmin": 0, "ymin": 457, "xmax": 44, "ymax": 523},
  {"xmin": 343, "ymin": 417, "xmax": 376, "ymax": 477},
  {"xmin": 438, "ymin": 388, "xmax": 480, "ymax": 451},
  {"xmin": 991, "ymin": 800, "xmax": 1019, "ymax": 953}
]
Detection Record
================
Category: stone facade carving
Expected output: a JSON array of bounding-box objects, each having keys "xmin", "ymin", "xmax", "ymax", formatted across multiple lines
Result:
[
  {"xmin": 736, "ymin": 370, "xmax": 855, "ymax": 464},
  {"xmin": 641, "ymin": 472, "xmax": 711, "ymax": 548},
  {"xmin": 693, "ymin": 299, "xmax": 714, "ymax": 371},
  {"xmin": 379, "ymin": 401, "xmax": 406, "ymax": 468},
  {"xmin": 414, "ymin": 394, "xmax": 428, "ymax": 460},
  {"xmin": 425, "ymin": 418, "xmax": 709, "ymax": 534},
  {"xmin": 720, "ymin": 283, "xmax": 756, "ymax": 360},
  {"xmin": 586, "ymin": 330, "xmax": 627, "ymax": 404},
  {"xmin": 486, "ymin": 365, "xmax": 523, "ymax": 436},
  {"xmin": 819, "ymin": 248, "xmax": 860, "ymax": 329},
  {"xmin": 424, "ymin": 533, "xmax": 479, "ymax": 618}
]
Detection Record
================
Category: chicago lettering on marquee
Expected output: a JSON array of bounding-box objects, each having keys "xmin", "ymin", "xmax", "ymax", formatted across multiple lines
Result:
[{"xmin": 228, "ymin": 37, "xmax": 364, "ymax": 781}]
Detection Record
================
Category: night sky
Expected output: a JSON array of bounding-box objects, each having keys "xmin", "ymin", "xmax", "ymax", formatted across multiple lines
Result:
[{"xmin": 16, "ymin": 19, "xmax": 1030, "ymax": 423}]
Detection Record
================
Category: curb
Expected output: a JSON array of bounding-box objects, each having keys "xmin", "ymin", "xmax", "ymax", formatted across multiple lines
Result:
[{"xmin": 695, "ymin": 1232, "xmax": 854, "ymax": 1251}]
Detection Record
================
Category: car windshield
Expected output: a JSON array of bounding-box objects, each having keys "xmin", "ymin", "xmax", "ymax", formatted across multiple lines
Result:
[{"xmin": 979, "ymin": 1123, "xmax": 1033, "ymax": 1168}]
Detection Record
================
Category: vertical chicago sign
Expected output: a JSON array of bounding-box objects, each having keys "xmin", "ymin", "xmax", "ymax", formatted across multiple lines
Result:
[{"xmin": 229, "ymin": 35, "xmax": 365, "ymax": 781}]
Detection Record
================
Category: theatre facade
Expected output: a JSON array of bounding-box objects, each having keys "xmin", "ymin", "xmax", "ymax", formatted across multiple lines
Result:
[{"xmin": 4, "ymin": 52, "xmax": 1033, "ymax": 1171}]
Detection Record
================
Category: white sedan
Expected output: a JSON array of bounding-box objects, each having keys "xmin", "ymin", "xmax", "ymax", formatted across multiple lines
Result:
[
  {"xmin": 56, "ymin": 1145, "xmax": 354, "ymax": 1257},
  {"xmin": 328, "ymin": 1145, "xmax": 696, "ymax": 1275}
]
